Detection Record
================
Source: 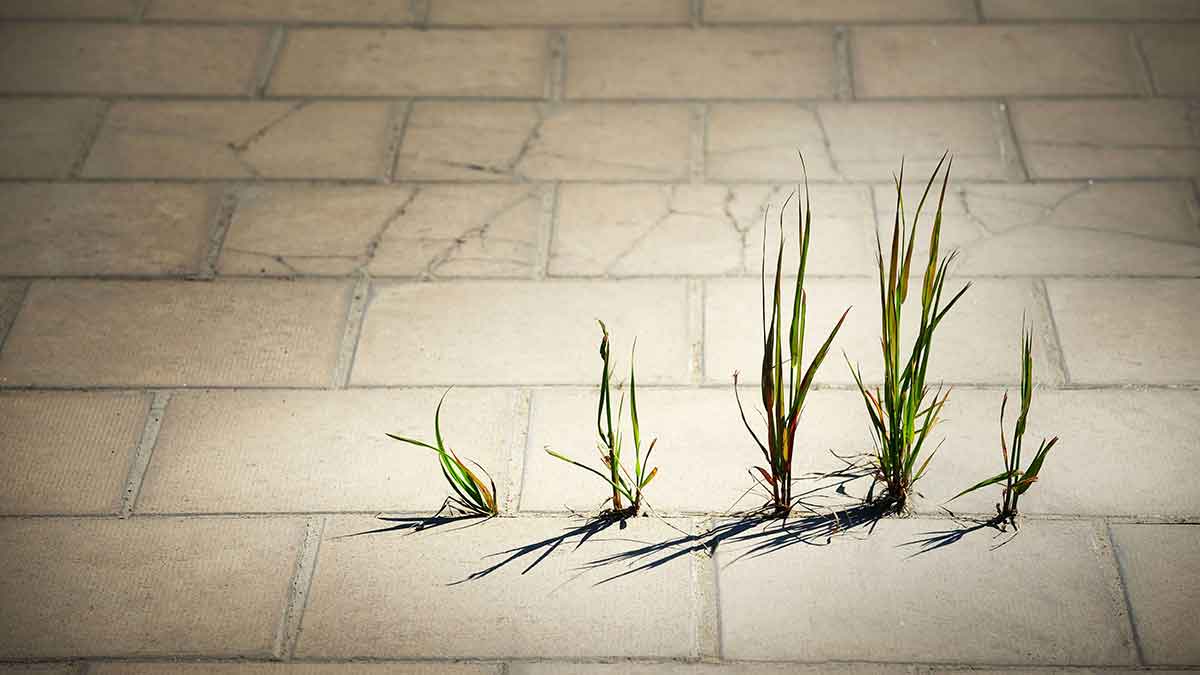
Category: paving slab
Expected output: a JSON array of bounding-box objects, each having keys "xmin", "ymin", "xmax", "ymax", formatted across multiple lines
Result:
[
  {"xmin": 1110, "ymin": 524, "xmax": 1200, "ymax": 665},
  {"xmin": 1046, "ymin": 279, "xmax": 1200, "ymax": 384},
  {"xmin": 0, "ymin": 517, "xmax": 304, "ymax": 658},
  {"xmin": 352, "ymin": 280, "xmax": 690, "ymax": 385},
  {"xmin": 92, "ymin": 665, "xmax": 496, "ymax": 675},
  {"xmin": 704, "ymin": 0, "xmax": 976, "ymax": 22},
  {"xmin": 139, "ymin": 388, "xmax": 522, "ymax": 513},
  {"xmin": 1136, "ymin": 25, "xmax": 1200, "ymax": 96},
  {"xmin": 0, "ymin": 98, "xmax": 104, "ymax": 179},
  {"xmin": 981, "ymin": 0, "xmax": 1200, "ymax": 20},
  {"xmin": 270, "ymin": 29, "xmax": 546, "ymax": 97},
  {"xmin": 145, "ymin": 0, "xmax": 417, "ymax": 22},
  {"xmin": 717, "ymin": 518, "xmax": 1135, "ymax": 664},
  {"xmin": 83, "ymin": 101, "xmax": 392, "ymax": 180},
  {"xmin": 396, "ymin": 102, "xmax": 691, "ymax": 181},
  {"xmin": 220, "ymin": 184, "xmax": 543, "ymax": 278},
  {"xmin": 0, "ymin": 0, "xmax": 138, "ymax": 18},
  {"xmin": 0, "ymin": 24, "xmax": 266, "ymax": 95},
  {"xmin": 566, "ymin": 28, "xmax": 834, "ymax": 100},
  {"xmin": 0, "ymin": 391, "xmax": 146, "ymax": 515},
  {"xmin": 0, "ymin": 280, "xmax": 350, "ymax": 387},
  {"xmin": 431, "ymin": 0, "xmax": 690, "ymax": 25},
  {"xmin": 0, "ymin": 183, "xmax": 216, "ymax": 277},
  {"xmin": 297, "ymin": 516, "xmax": 696, "ymax": 659}
]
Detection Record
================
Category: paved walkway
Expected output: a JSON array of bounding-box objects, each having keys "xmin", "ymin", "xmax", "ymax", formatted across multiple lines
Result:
[{"xmin": 1, "ymin": 1, "xmax": 1199, "ymax": 672}]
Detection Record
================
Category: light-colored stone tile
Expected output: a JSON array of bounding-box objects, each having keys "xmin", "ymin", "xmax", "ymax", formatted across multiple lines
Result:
[
  {"xmin": 145, "ymin": 0, "xmax": 416, "ymax": 22},
  {"xmin": 432, "ymin": 0, "xmax": 689, "ymax": 25},
  {"xmin": 298, "ymin": 516, "xmax": 695, "ymax": 658},
  {"xmin": 0, "ymin": 183, "xmax": 215, "ymax": 277},
  {"xmin": 706, "ymin": 102, "xmax": 1022, "ymax": 182},
  {"xmin": 396, "ymin": 102, "xmax": 691, "ymax": 181},
  {"xmin": 550, "ymin": 183, "xmax": 874, "ymax": 276},
  {"xmin": 0, "ymin": 0, "xmax": 138, "ymax": 18},
  {"xmin": 0, "ymin": 99, "xmax": 103, "ymax": 179},
  {"xmin": 353, "ymin": 281, "xmax": 690, "ymax": 385},
  {"xmin": 220, "ymin": 184, "xmax": 543, "ymax": 278},
  {"xmin": 566, "ymin": 28, "xmax": 834, "ymax": 99},
  {"xmin": 84, "ymin": 101, "xmax": 392, "ymax": 179},
  {"xmin": 982, "ymin": 0, "xmax": 1200, "ymax": 20},
  {"xmin": 0, "ymin": 517, "xmax": 303, "ymax": 658},
  {"xmin": 139, "ymin": 388, "xmax": 521, "ymax": 513},
  {"xmin": 94, "ymin": 665, "xmax": 496, "ymax": 675},
  {"xmin": 0, "ymin": 24, "xmax": 265, "ymax": 95},
  {"xmin": 0, "ymin": 392, "xmax": 146, "ymax": 515},
  {"xmin": 1138, "ymin": 25, "xmax": 1200, "ymax": 96},
  {"xmin": 1047, "ymin": 279, "xmax": 1200, "ymax": 384},
  {"xmin": 1010, "ymin": 99, "xmax": 1200, "ymax": 179},
  {"xmin": 854, "ymin": 26, "xmax": 1140, "ymax": 97},
  {"xmin": 872, "ymin": 181, "xmax": 1200, "ymax": 276},
  {"xmin": 0, "ymin": 280, "xmax": 350, "ymax": 387},
  {"xmin": 718, "ymin": 518, "xmax": 1135, "ymax": 664},
  {"xmin": 1110, "ymin": 524, "xmax": 1200, "ymax": 665},
  {"xmin": 705, "ymin": 278, "xmax": 1057, "ymax": 385},
  {"xmin": 270, "ymin": 29, "xmax": 545, "ymax": 97},
  {"xmin": 705, "ymin": 0, "xmax": 976, "ymax": 22}
]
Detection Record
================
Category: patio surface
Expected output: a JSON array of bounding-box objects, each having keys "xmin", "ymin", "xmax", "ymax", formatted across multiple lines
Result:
[{"xmin": 1, "ymin": 0, "xmax": 1199, "ymax": 672}]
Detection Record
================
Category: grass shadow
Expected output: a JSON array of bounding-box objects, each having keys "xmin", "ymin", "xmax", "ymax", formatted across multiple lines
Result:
[
  {"xmin": 900, "ymin": 510, "xmax": 1021, "ymax": 557},
  {"xmin": 332, "ymin": 512, "xmax": 493, "ymax": 540}
]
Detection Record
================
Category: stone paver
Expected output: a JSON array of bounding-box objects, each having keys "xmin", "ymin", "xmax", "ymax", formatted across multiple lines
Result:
[
  {"xmin": 0, "ymin": 98, "xmax": 103, "ymax": 178},
  {"xmin": 396, "ymin": 102, "xmax": 691, "ymax": 181},
  {"xmin": 873, "ymin": 181, "xmax": 1200, "ymax": 276},
  {"xmin": 704, "ymin": 0, "xmax": 976, "ymax": 22},
  {"xmin": 0, "ymin": 280, "xmax": 350, "ymax": 387},
  {"xmin": 0, "ymin": 183, "xmax": 216, "ymax": 277},
  {"xmin": 566, "ymin": 29, "xmax": 834, "ymax": 100},
  {"xmin": 353, "ymin": 280, "xmax": 690, "ymax": 385},
  {"xmin": 220, "ymin": 184, "xmax": 543, "ymax": 278},
  {"xmin": 0, "ymin": 517, "xmax": 303, "ymax": 658},
  {"xmin": 981, "ymin": 0, "xmax": 1200, "ymax": 20},
  {"xmin": 1010, "ymin": 99, "xmax": 1200, "ymax": 179},
  {"xmin": 0, "ymin": 0, "xmax": 138, "ymax": 18},
  {"xmin": 718, "ymin": 518, "xmax": 1135, "ymax": 664},
  {"xmin": 93, "ymin": 665, "xmax": 496, "ymax": 675},
  {"xmin": 1110, "ymin": 524, "xmax": 1200, "ymax": 665},
  {"xmin": 297, "ymin": 516, "xmax": 696, "ymax": 659},
  {"xmin": 0, "ymin": 24, "xmax": 266, "ymax": 95},
  {"xmin": 0, "ymin": 391, "xmax": 146, "ymax": 514},
  {"xmin": 431, "ymin": 0, "xmax": 689, "ymax": 25},
  {"xmin": 1047, "ymin": 279, "xmax": 1200, "ymax": 384},
  {"xmin": 853, "ymin": 26, "xmax": 1141, "ymax": 98},
  {"xmin": 706, "ymin": 102, "xmax": 1022, "ymax": 181},
  {"xmin": 84, "ymin": 101, "xmax": 393, "ymax": 179},
  {"xmin": 1137, "ymin": 26, "xmax": 1200, "ymax": 96},
  {"xmin": 145, "ymin": 0, "xmax": 417, "ymax": 22},
  {"xmin": 139, "ymin": 388, "xmax": 521, "ymax": 513},
  {"xmin": 270, "ymin": 29, "xmax": 546, "ymax": 97}
]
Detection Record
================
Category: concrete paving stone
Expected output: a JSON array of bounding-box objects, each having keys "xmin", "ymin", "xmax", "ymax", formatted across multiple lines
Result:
[
  {"xmin": 83, "ymin": 101, "xmax": 392, "ymax": 179},
  {"xmin": 549, "ymin": 183, "xmax": 874, "ymax": 276},
  {"xmin": 0, "ymin": 183, "xmax": 216, "ymax": 277},
  {"xmin": 270, "ymin": 29, "xmax": 545, "ymax": 97},
  {"xmin": 705, "ymin": 277, "xmax": 1058, "ymax": 386},
  {"xmin": 297, "ymin": 516, "xmax": 696, "ymax": 659},
  {"xmin": 565, "ymin": 28, "xmax": 834, "ymax": 99},
  {"xmin": 706, "ymin": 102, "xmax": 1022, "ymax": 182},
  {"xmin": 1046, "ymin": 279, "xmax": 1200, "ymax": 384},
  {"xmin": 0, "ymin": 24, "xmax": 265, "ymax": 96},
  {"xmin": 704, "ymin": 0, "xmax": 976, "ymax": 22},
  {"xmin": 0, "ymin": 98, "xmax": 104, "ymax": 179},
  {"xmin": 92, "ymin": 665, "xmax": 497, "ymax": 675},
  {"xmin": 982, "ymin": 0, "xmax": 1200, "ymax": 20},
  {"xmin": 0, "ymin": 0, "xmax": 138, "ymax": 18},
  {"xmin": 220, "ymin": 184, "xmax": 543, "ymax": 278},
  {"xmin": 0, "ymin": 279, "xmax": 350, "ymax": 387},
  {"xmin": 1137, "ymin": 25, "xmax": 1200, "ymax": 96},
  {"xmin": 352, "ymin": 280, "xmax": 690, "ymax": 385},
  {"xmin": 396, "ymin": 102, "xmax": 691, "ymax": 181},
  {"xmin": 431, "ymin": 0, "xmax": 690, "ymax": 25},
  {"xmin": 145, "ymin": 0, "xmax": 417, "ymax": 22},
  {"xmin": 138, "ymin": 388, "xmax": 522, "ymax": 513},
  {"xmin": 853, "ymin": 25, "xmax": 1140, "ymax": 98},
  {"xmin": 1009, "ymin": 99, "xmax": 1200, "ymax": 179},
  {"xmin": 871, "ymin": 181, "xmax": 1200, "ymax": 276},
  {"xmin": 0, "ymin": 391, "xmax": 145, "ymax": 515},
  {"xmin": 1110, "ymin": 524, "xmax": 1200, "ymax": 665},
  {"xmin": 0, "ymin": 517, "xmax": 304, "ymax": 658},
  {"xmin": 718, "ymin": 518, "xmax": 1135, "ymax": 664}
]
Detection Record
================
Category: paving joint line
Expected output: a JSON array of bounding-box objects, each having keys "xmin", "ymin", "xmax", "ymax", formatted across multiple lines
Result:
[
  {"xmin": 1128, "ymin": 28, "xmax": 1158, "ymax": 97},
  {"xmin": 119, "ymin": 390, "xmax": 170, "ymax": 518},
  {"xmin": 1097, "ymin": 520, "xmax": 1146, "ymax": 666},
  {"xmin": 0, "ymin": 280, "xmax": 31, "ymax": 355},
  {"xmin": 688, "ymin": 103, "xmax": 707, "ymax": 183},
  {"xmin": 546, "ymin": 31, "xmax": 566, "ymax": 102},
  {"xmin": 833, "ymin": 26, "xmax": 854, "ymax": 101},
  {"xmin": 275, "ymin": 515, "xmax": 326, "ymax": 660},
  {"xmin": 998, "ymin": 99, "xmax": 1031, "ymax": 181},
  {"xmin": 1037, "ymin": 278, "xmax": 1073, "ymax": 385},
  {"xmin": 197, "ymin": 184, "xmax": 240, "ymax": 279},
  {"xmin": 690, "ymin": 0, "xmax": 704, "ymax": 28},
  {"xmin": 693, "ymin": 518, "xmax": 721, "ymax": 660},
  {"xmin": 688, "ymin": 279, "xmax": 706, "ymax": 383},
  {"xmin": 132, "ymin": 0, "xmax": 150, "ymax": 22},
  {"xmin": 504, "ymin": 389, "xmax": 534, "ymax": 515},
  {"xmin": 412, "ymin": 0, "xmax": 432, "ymax": 29},
  {"xmin": 383, "ymin": 99, "xmax": 412, "ymax": 183},
  {"xmin": 972, "ymin": 0, "xmax": 986, "ymax": 22},
  {"xmin": 332, "ymin": 273, "xmax": 371, "ymax": 388},
  {"xmin": 534, "ymin": 183, "xmax": 558, "ymax": 279},
  {"xmin": 68, "ymin": 100, "xmax": 110, "ymax": 179}
]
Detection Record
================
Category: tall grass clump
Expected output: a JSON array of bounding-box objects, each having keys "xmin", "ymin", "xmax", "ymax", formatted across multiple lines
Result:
[
  {"xmin": 848, "ymin": 154, "xmax": 970, "ymax": 513},
  {"xmin": 388, "ymin": 389, "xmax": 499, "ymax": 518},
  {"xmin": 734, "ymin": 167, "xmax": 850, "ymax": 517},
  {"xmin": 547, "ymin": 320, "xmax": 658, "ymax": 517},
  {"xmin": 950, "ymin": 323, "xmax": 1058, "ymax": 529}
]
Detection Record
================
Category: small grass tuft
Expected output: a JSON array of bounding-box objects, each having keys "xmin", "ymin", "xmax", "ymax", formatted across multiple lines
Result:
[{"xmin": 388, "ymin": 389, "xmax": 499, "ymax": 518}]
